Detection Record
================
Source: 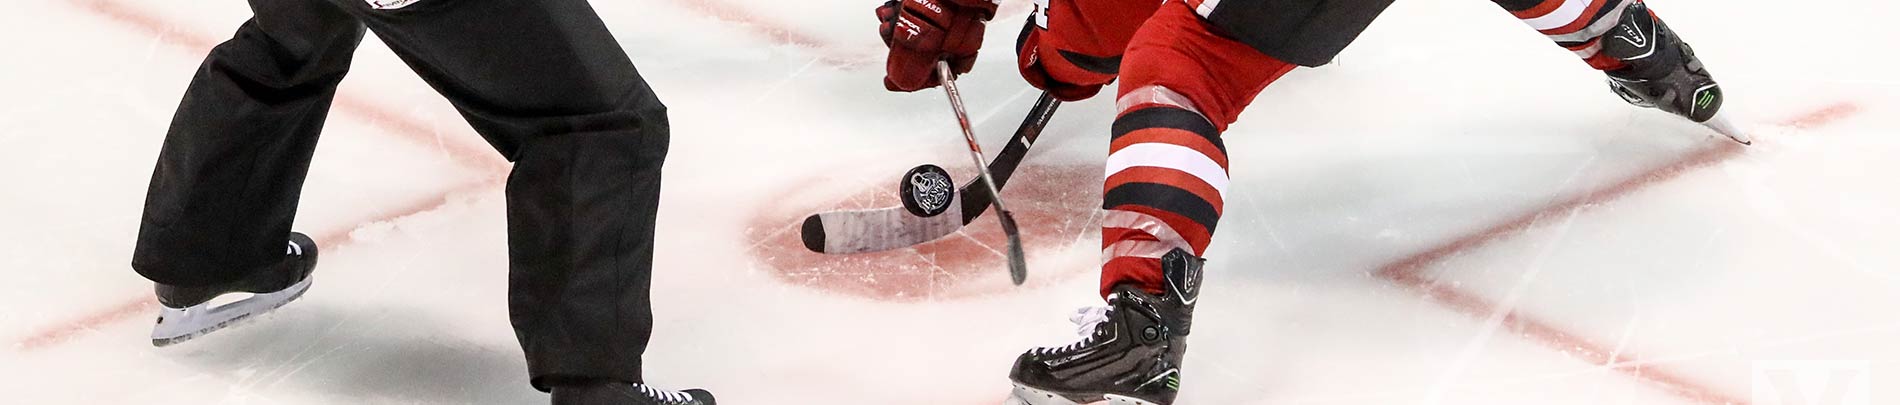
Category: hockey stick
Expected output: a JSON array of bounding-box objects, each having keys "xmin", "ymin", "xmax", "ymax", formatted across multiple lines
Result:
[
  {"xmin": 935, "ymin": 61, "xmax": 1027, "ymax": 284},
  {"xmin": 799, "ymin": 86, "xmax": 1061, "ymax": 261}
]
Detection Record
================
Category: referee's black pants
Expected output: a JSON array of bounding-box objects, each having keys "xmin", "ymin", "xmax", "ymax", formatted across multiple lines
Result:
[{"xmin": 130, "ymin": 0, "xmax": 669, "ymax": 391}]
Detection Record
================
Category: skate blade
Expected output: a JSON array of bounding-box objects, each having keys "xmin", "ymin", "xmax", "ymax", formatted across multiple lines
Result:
[
  {"xmin": 1104, "ymin": 395, "xmax": 1162, "ymax": 405},
  {"xmin": 1005, "ymin": 383, "xmax": 1082, "ymax": 405},
  {"xmin": 1702, "ymin": 109, "xmax": 1751, "ymax": 145},
  {"xmin": 151, "ymin": 276, "xmax": 312, "ymax": 347},
  {"xmin": 1004, "ymin": 383, "xmax": 1155, "ymax": 405}
]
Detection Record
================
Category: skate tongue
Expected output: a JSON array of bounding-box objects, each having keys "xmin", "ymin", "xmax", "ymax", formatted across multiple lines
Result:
[{"xmin": 1069, "ymin": 306, "xmax": 1112, "ymax": 337}]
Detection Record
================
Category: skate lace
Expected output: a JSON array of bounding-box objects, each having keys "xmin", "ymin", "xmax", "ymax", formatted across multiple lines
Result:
[
  {"xmin": 1032, "ymin": 304, "xmax": 1113, "ymax": 355},
  {"xmin": 636, "ymin": 384, "xmax": 693, "ymax": 403}
]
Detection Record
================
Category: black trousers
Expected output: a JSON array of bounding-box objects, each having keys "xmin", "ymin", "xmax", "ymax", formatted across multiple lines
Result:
[{"xmin": 130, "ymin": 0, "xmax": 669, "ymax": 391}]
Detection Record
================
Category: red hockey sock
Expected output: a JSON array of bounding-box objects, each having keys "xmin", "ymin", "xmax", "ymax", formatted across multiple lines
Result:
[{"xmin": 1097, "ymin": 1, "xmax": 1294, "ymax": 298}]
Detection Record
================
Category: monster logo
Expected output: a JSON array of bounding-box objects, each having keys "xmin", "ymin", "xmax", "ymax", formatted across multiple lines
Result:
[{"xmin": 366, "ymin": 0, "xmax": 423, "ymax": 10}]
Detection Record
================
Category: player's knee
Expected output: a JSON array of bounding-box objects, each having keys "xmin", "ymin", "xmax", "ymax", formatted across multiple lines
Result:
[{"xmin": 1117, "ymin": 0, "xmax": 1297, "ymax": 130}]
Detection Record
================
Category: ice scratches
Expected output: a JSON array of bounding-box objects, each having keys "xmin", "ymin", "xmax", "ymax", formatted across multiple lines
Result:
[
  {"xmin": 747, "ymin": 58, "xmax": 823, "ymax": 106},
  {"xmin": 656, "ymin": 0, "xmax": 877, "ymax": 68},
  {"xmin": 953, "ymin": 230, "xmax": 1009, "ymax": 261},
  {"xmin": 1231, "ymin": 188, "xmax": 1295, "ymax": 259},
  {"xmin": 1419, "ymin": 198, "xmax": 1588, "ymax": 405},
  {"xmin": 1417, "ymin": 154, "xmax": 1596, "ymax": 405}
]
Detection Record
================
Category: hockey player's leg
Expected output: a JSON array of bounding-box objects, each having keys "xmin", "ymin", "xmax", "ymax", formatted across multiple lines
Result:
[
  {"xmin": 329, "ymin": 0, "xmax": 710, "ymax": 402},
  {"xmin": 1006, "ymin": 3, "xmax": 1295, "ymax": 404},
  {"xmin": 135, "ymin": 0, "xmax": 365, "ymax": 346},
  {"xmin": 1492, "ymin": 0, "xmax": 1743, "ymax": 142},
  {"xmin": 1014, "ymin": 0, "xmax": 1161, "ymax": 100}
]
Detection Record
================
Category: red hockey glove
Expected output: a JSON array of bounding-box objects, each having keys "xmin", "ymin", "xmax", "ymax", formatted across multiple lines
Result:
[
  {"xmin": 1015, "ymin": 0, "xmax": 1160, "ymax": 101},
  {"xmin": 878, "ymin": 0, "xmax": 999, "ymax": 92}
]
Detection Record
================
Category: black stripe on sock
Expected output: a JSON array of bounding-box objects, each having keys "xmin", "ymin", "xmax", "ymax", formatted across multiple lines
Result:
[
  {"xmin": 1112, "ymin": 107, "xmax": 1224, "ymax": 155},
  {"xmin": 1583, "ymin": 0, "xmax": 1624, "ymax": 28},
  {"xmin": 1492, "ymin": 0, "xmax": 1547, "ymax": 12},
  {"xmin": 1104, "ymin": 182, "xmax": 1220, "ymax": 235}
]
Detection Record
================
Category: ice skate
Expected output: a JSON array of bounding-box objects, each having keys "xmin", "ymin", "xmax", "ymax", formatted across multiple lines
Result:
[
  {"xmin": 151, "ymin": 232, "xmax": 318, "ymax": 346},
  {"xmin": 1005, "ymin": 249, "xmax": 1202, "ymax": 405},
  {"xmin": 550, "ymin": 381, "xmax": 716, "ymax": 405},
  {"xmin": 1599, "ymin": 1, "xmax": 1748, "ymax": 144}
]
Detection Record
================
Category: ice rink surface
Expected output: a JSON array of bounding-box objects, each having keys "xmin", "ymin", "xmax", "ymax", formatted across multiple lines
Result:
[{"xmin": 2, "ymin": 0, "xmax": 1896, "ymax": 403}]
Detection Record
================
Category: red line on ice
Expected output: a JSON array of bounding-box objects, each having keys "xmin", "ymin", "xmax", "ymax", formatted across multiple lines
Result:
[
  {"xmin": 661, "ymin": 0, "xmax": 877, "ymax": 68},
  {"xmin": 1375, "ymin": 101, "xmax": 1861, "ymax": 405},
  {"xmin": 660, "ymin": 0, "xmax": 1035, "ymax": 69},
  {"xmin": 68, "ymin": 0, "xmax": 507, "ymax": 173},
  {"xmin": 13, "ymin": 179, "xmax": 498, "ymax": 351},
  {"xmin": 12, "ymin": 298, "xmax": 155, "ymax": 351}
]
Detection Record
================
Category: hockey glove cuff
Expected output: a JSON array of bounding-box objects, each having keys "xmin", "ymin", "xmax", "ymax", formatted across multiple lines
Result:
[
  {"xmin": 1014, "ymin": 0, "xmax": 1159, "ymax": 102},
  {"xmin": 878, "ymin": 0, "xmax": 999, "ymax": 92}
]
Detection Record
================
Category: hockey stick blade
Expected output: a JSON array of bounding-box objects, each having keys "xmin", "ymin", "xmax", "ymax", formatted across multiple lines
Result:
[{"xmin": 801, "ymin": 92, "xmax": 1060, "ymax": 255}]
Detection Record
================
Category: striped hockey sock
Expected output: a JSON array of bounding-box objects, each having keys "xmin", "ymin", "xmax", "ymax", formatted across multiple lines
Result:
[
  {"xmin": 1099, "ymin": 93, "xmax": 1227, "ymax": 297},
  {"xmin": 1494, "ymin": 0, "xmax": 1652, "ymax": 71},
  {"xmin": 1097, "ymin": 1, "xmax": 1297, "ymax": 298}
]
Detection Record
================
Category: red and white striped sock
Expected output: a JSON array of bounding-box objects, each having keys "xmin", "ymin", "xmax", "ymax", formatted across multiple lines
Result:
[
  {"xmin": 1097, "ymin": 1, "xmax": 1295, "ymax": 298},
  {"xmin": 1493, "ymin": 0, "xmax": 1649, "ymax": 71},
  {"xmin": 1100, "ymin": 96, "xmax": 1227, "ymax": 297}
]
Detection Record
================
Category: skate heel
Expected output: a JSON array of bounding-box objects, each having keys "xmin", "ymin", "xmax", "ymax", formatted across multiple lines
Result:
[{"xmin": 150, "ymin": 232, "xmax": 319, "ymax": 346}]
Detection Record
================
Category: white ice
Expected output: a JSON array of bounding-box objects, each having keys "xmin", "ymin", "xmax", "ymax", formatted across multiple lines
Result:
[{"xmin": 2, "ymin": 0, "xmax": 1897, "ymax": 404}]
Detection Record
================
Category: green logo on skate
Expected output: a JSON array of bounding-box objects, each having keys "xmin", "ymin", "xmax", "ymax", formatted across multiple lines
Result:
[
  {"xmin": 1695, "ymin": 90, "xmax": 1717, "ymax": 110},
  {"xmin": 1167, "ymin": 374, "xmax": 1180, "ymax": 390}
]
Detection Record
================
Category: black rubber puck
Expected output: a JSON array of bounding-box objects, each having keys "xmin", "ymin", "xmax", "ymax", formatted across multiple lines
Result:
[{"xmin": 900, "ymin": 164, "xmax": 955, "ymax": 217}]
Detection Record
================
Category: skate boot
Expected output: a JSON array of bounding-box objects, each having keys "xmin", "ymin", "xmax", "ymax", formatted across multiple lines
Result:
[
  {"xmin": 550, "ymin": 381, "xmax": 716, "ymax": 405},
  {"xmin": 1599, "ymin": 1, "xmax": 1747, "ymax": 144},
  {"xmin": 151, "ymin": 232, "xmax": 318, "ymax": 346},
  {"xmin": 1005, "ymin": 249, "xmax": 1203, "ymax": 405}
]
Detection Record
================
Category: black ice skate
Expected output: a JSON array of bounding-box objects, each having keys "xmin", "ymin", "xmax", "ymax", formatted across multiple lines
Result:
[
  {"xmin": 1599, "ymin": 1, "xmax": 1747, "ymax": 144},
  {"xmin": 1005, "ymin": 249, "xmax": 1203, "ymax": 405},
  {"xmin": 151, "ymin": 232, "xmax": 318, "ymax": 346},
  {"xmin": 550, "ymin": 381, "xmax": 716, "ymax": 405}
]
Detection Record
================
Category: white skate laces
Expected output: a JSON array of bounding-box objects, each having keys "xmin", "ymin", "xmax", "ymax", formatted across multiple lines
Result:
[
  {"xmin": 1070, "ymin": 306, "xmax": 1111, "ymax": 337},
  {"xmin": 636, "ymin": 384, "xmax": 693, "ymax": 403},
  {"xmin": 1031, "ymin": 297, "xmax": 1117, "ymax": 355}
]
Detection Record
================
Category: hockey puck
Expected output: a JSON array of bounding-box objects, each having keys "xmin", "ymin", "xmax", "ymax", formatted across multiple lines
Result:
[{"xmin": 900, "ymin": 164, "xmax": 955, "ymax": 217}]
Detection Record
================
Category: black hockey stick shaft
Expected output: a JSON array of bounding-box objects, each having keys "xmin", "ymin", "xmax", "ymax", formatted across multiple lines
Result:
[
  {"xmin": 954, "ymin": 92, "xmax": 1061, "ymax": 225},
  {"xmin": 937, "ymin": 61, "xmax": 1028, "ymax": 285}
]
